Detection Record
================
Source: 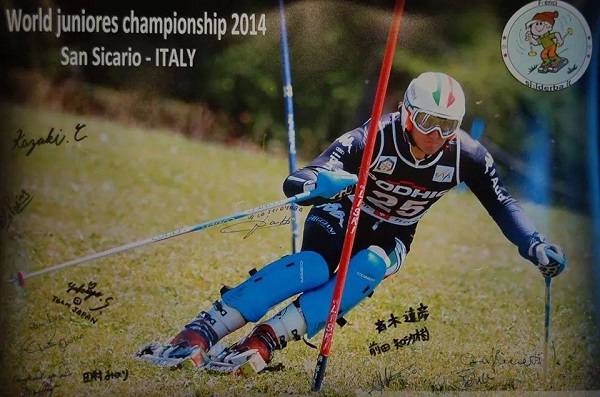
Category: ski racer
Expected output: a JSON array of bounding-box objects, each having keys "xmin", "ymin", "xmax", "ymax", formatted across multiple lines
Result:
[{"xmin": 136, "ymin": 72, "xmax": 566, "ymax": 372}]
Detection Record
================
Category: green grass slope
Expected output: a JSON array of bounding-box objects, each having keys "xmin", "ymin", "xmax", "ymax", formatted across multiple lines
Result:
[{"xmin": 0, "ymin": 105, "xmax": 598, "ymax": 396}]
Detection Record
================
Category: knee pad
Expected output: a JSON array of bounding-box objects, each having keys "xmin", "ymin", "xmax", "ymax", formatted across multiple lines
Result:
[
  {"xmin": 222, "ymin": 251, "xmax": 330, "ymax": 322},
  {"xmin": 298, "ymin": 248, "xmax": 386, "ymax": 338},
  {"xmin": 381, "ymin": 239, "xmax": 407, "ymax": 278}
]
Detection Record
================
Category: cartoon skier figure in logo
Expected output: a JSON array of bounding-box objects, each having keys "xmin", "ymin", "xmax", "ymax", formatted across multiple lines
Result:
[{"xmin": 525, "ymin": 11, "xmax": 568, "ymax": 73}]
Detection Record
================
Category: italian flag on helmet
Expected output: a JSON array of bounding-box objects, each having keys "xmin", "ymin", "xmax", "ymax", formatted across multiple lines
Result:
[{"xmin": 401, "ymin": 72, "xmax": 466, "ymax": 133}]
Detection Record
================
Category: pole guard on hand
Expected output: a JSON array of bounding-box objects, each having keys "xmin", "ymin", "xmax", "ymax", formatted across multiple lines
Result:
[{"xmin": 313, "ymin": 170, "xmax": 358, "ymax": 199}]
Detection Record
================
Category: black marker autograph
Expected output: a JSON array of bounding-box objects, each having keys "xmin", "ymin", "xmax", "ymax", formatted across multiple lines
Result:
[
  {"xmin": 455, "ymin": 367, "xmax": 494, "ymax": 389},
  {"xmin": 20, "ymin": 325, "xmax": 85, "ymax": 354},
  {"xmin": 459, "ymin": 348, "xmax": 542, "ymax": 370},
  {"xmin": 220, "ymin": 214, "xmax": 292, "ymax": 239},
  {"xmin": 13, "ymin": 369, "xmax": 73, "ymax": 384},
  {"xmin": 29, "ymin": 313, "xmax": 65, "ymax": 331},
  {"xmin": 20, "ymin": 379, "xmax": 59, "ymax": 397},
  {"xmin": 0, "ymin": 189, "xmax": 33, "ymax": 231},
  {"xmin": 368, "ymin": 364, "xmax": 417, "ymax": 394},
  {"xmin": 66, "ymin": 281, "xmax": 103, "ymax": 301},
  {"xmin": 12, "ymin": 123, "xmax": 87, "ymax": 156}
]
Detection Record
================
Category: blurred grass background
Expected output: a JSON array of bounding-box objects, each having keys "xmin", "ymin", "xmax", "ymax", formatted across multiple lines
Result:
[
  {"xmin": 2, "ymin": 0, "xmax": 598, "ymax": 211},
  {"xmin": 0, "ymin": 105, "xmax": 598, "ymax": 396}
]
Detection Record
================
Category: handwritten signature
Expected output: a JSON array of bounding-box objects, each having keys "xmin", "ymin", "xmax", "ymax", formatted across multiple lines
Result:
[
  {"xmin": 15, "ymin": 370, "xmax": 72, "ymax": 397},
  {"xmin": 29, "ymin": 313, "xmax": 65, "ymax": 331},
  {"xmin": 13, "ymin": 369, "xmax": 73, "ymax": 384},
  {"xmin": 0, "ymin": 189, "xmax": 33, "ymax": 231},
  {"xmin": 459, "ymin": 348, "xmax": 542, "ymax": 370},
  {"xmin": 20, "ymin": 325, "xmax": 85, "ymax": 354},
  {"xmin": 220, "ymin": 214, "xmax": 292, "ymax": 239},
  {"xmin": 368, "ymin": 364, "xmax": 417, "ymax": 394},
  {"xmin": 455, "ymin": 367, "xmax": 494, "ymax": 389},
  {"xmin": 66, "ymin": 281, "xmax": 103, "ymax": 301},
  {"xmin": 12, "ymin": 123, "xmax": 87, "ymax": 156},
  {"xmin": 453, "ymin": 348, "xmax": 538, "ymax": 389},
  {"xmin": 20, "ymin": 379, "xmax": 59, "ymax": 397}
]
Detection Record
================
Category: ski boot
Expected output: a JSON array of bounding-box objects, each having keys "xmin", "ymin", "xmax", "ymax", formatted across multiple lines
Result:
[
  {"xmin": 206, "ymin": 324, "xmax": 280, "ymax": 375},
  {"xmin": 135, "ymin": 314, "xmax": 218, "ymax": 369}
]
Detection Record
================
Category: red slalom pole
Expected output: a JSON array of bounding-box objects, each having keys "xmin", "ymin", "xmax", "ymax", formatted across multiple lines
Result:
[{"xmin": 311, "ymin": 0, "xmax": 405, "ymax": 391}]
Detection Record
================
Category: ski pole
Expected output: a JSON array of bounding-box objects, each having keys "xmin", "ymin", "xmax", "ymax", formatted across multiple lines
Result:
[
  {"xmin": 542, "ymin": 248, "xmax": 566, "ymax": 382},
  {"xmin": 8, "ymin": 190, "xmax": 319, "ymax": 287},
  {"xmin": 543, "ymin": 276, "xmax": 552, "ymax": 381}
]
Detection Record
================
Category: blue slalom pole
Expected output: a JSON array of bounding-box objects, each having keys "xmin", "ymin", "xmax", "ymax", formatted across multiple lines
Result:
[
  {"xmin": 469, "ymin": 118, "xmax": 486, "ymax": 142},
  {"xmin": 278, "ymin": 0, "xmax": 301, "ymax": 253},
  {"xmin": 457, "ymin": 118, "xmax": 485, "ymax": 192},
  {"xmin": 587, "ymin": 15, "xmax": 600, "ymax": 331},
  {"xmin": 526, "ymin": 111, "xmax": 551, "ymax": 209}
]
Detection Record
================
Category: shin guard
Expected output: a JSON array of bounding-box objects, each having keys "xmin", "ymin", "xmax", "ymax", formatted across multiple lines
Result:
[
  {"xmin": 222, "ymin": 251, "xmax": 330, "ymax": 322},
  {"xmin": 298, "ymin": 249, "xmax": 386, "ymax": 338}
]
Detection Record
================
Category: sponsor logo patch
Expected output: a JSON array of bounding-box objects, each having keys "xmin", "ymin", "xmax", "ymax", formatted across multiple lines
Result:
[
  {"xmin": 314, "ymin": 203, "xmax": 346, "ymax": 228},
  {"xmin": 374, "ymin": 156, "xmax": 397, "ymax": 175},
  {"xmin": 307, "ymin": 215, "xmax": 336, "ymax": 235},
  {"xmin": 433, "ymin": 165, "xmax": 454, "ymax": 183}
]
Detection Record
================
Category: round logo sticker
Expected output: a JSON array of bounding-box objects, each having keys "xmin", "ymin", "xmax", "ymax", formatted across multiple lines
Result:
[{"xmin": 501, "ymin": 1, "xmax": 592, "ymax": 91}]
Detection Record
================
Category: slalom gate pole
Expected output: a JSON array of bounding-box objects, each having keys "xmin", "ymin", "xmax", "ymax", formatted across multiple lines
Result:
[
  {"xmin": 278, "ymin": 0, "xmax": 301, "ymax": 253},
  {"xmin": 311, "ymin": 0, "xmax": 405, "ymax": 391},
  {"xmin": 587, "ymin": 14, "xmax": 600, "ymax": 335}
]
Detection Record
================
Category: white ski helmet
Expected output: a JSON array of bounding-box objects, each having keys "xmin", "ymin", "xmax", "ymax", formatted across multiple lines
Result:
[{"xmin": 400, "ymin": 72, "xmax": 466, "ymax": 138}]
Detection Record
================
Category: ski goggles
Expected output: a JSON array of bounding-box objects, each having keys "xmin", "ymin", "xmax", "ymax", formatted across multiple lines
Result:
[{"xmin": 411, "ymin": 110, "xmax": 460, "ymax": 138}]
